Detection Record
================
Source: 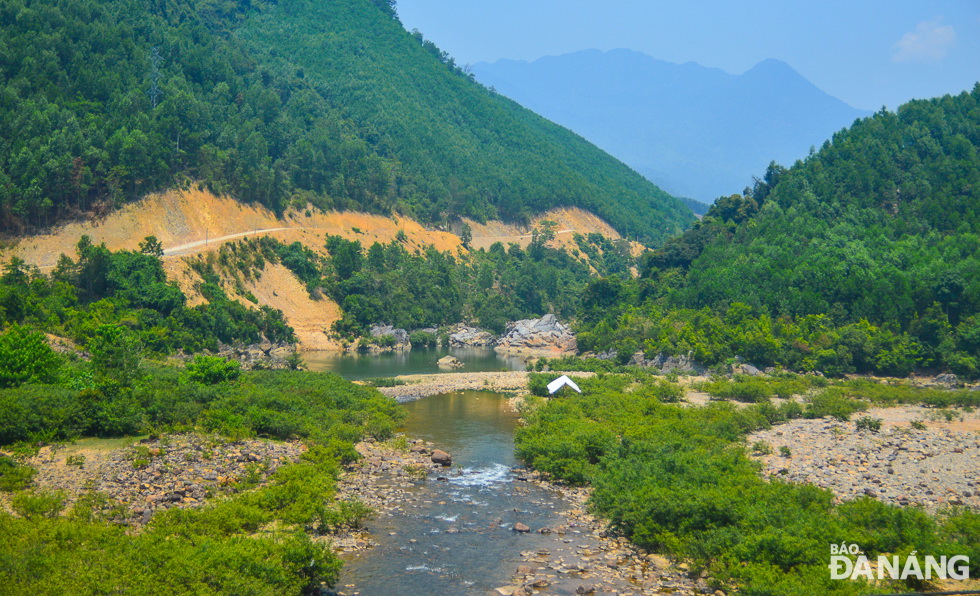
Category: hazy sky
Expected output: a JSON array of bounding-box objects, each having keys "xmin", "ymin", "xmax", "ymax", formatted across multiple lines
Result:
[{"xmin": 396, "ymin": 0, "xmax": 980, "ymax": 111}]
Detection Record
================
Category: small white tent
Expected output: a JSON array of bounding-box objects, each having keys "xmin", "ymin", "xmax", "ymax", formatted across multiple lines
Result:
[{"xmin": 547, "ymin": 375, "xmax": 581, "ymax": 395}]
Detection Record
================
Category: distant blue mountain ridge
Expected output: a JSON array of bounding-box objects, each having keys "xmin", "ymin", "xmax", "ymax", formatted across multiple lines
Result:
[{"xmin": 473, "ymin": 49, "xmax": 871, "ymax": 203}]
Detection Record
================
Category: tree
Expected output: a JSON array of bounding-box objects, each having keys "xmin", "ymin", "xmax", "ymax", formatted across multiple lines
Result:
[
  {"xmin": 0, "ymin": 325, "xmax": 61, "ymax": 388},
  {"xmin": 89, "ymin": 324, "xmax": 143, "ymax": 388},
  {"xmin": 138, "ymin": 235, "xmax": 164, "ymax": 257}
]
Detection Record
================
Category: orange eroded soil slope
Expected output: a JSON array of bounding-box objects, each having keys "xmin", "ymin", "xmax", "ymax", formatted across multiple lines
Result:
[
  {"xmin": 464, "ymin": 207, "xmax": 646, "ymax": 257},
  {"xmin": 5, "ymin": 188, "xmax": 641, "ymax": 350}
]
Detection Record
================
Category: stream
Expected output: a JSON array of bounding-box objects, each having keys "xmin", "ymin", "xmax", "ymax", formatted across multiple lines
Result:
[{"xmin": 337, "ymin": 391, "xmax": 626, "ymax": 595}]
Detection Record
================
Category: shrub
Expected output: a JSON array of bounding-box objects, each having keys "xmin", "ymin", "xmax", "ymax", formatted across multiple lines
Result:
[
  {"xmin": 0, "ymin": 384, "xmax": 83, "ymax": 445},
  {"xmin": 0, "ymin": 457, "xmax": 35, "ymax": 491},
  {"xmin": 186, "ymin": 355, "xmax": 242, "ymax": 385},
  {"xmin": 854, "ymin": 416, "xmax": 882, "ymax": 432},
  {"xmin": 528, "ymin": 373, "xmax": 551, "ymax": 397},
  {"xmin": 408, "ymin": 331, "xmax": 436, "ymax": 347},
  {"xmin": 803, "ymin": 388, "xmax": 868, "ymax": 421},
  {"xmin": 11, "ymin": 490, "xmax": 66, "ymax": 519},
  {"xmin": 752, "ymin": 441, "xmax": 773, "ymax": 455},
  {"xmin": 0, "ymin": 325, "xmax": 61, "ymax": 388},
  {"xmin": 646, "ymin": 379, "xmax": 685, "ymax": 403},
  {"xmin": 89, "ymin": 324, "xmax": 143, "ymax": 387}
]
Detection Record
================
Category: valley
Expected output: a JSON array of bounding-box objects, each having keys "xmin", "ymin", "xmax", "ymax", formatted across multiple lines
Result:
[{"xmin": 0, "ymin": 0, "xmax": 977, "ymax": 594}]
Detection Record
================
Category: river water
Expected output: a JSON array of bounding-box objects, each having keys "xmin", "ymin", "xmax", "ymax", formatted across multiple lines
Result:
[
  {"xmin": 302, "ymin": 347, "xmax": 526, "ymax": 380},
  {"xmin": 338, "ymin": 391, "xmax": 597, "ymax": 595}
]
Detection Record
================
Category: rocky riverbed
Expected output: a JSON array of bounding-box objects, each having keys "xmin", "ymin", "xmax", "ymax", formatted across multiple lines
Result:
[
  {"xmin": 332, "ymin": 436, "xmax": 714, "ymax": 596},
  {"xmin": 2, "ymin": 434, "xmax": 303, "ymax": 524},
  {"xmin": 748, "ymin": 406, "xmax": 980, "ymax": 511}
]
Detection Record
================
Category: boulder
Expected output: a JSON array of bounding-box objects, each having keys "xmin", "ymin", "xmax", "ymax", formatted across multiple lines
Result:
[
  {"xmin": 495, "ymin": 314, "xmax": 576, "ymax": 355},
  {"xmin": 437, "ymin": 355, "xmax": 464, "ymax": 369},
  {"xmin": 449, "ymin": 325, "xmax": 496, "ymax": 347},
  {"xmin": 734, "ymin": 362, "xmax": 763, "ymax": 376},
  {"xmin": 932, "ymin": 373, "xmax": 961, "ymax": 388},
  {"xmin": 367, "ymin": 324, "xmax": 411, "ymax": 351},
  {"xmin": 615, "ymin": 350, "xmax": 707, "ymax": 374},
  {"xmin": 430, "ymin": 450, "xmax": 452, "ymax": 466},
  {"xmin": 513, "ymin": 522, "xmax": 531, "ymax": 533}
]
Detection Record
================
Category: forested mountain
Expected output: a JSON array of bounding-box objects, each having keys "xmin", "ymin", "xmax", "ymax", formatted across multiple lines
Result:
[
  {"xmin": 473, "ymin": 49, "xmax": 870, "ymax": 202},
  {"xmin": 0, "ymin": 0, "xmax": 691, "ymax": 243},
  {"xmin": 580, "ymin": 86, "xmax": 980, "ymax": 377}
]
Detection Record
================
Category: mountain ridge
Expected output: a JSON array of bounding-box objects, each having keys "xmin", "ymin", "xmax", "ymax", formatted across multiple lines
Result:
[{"xmin": 473, "ymin": 49, "xmax": 870, "ymax": 201}]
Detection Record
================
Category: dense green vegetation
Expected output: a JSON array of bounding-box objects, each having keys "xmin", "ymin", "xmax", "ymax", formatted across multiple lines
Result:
[
  {"xmin": 517, "ymin": 373, "xmax": 980, "ymax": 594},
  {"xmin": 0, "ymin": 327, "xmax": 403, "ymax": 593},
  {"xmin": 579, "ymin": 87, "xmax": 980, "ymax": 377},
  {"xmin": 0, "ymin": 332, "xmax": 399, "ymax": 445},
  {"xmin": 0, "ymin": 236, "xmax": 292, "ymax": 354},
  {"xmin": 193, "ymin": 228, "xmax": 635, "ymax": 337},
  {"xmin": 0, "ymin": 0, "xmax": 690, "ymax": 242}
]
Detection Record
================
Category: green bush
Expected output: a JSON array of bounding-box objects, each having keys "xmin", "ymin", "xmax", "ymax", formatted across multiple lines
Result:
[
  {"xmin": 645, "ymin": 379, "xmax": 685, "ymax": 403},
  {"xmin": 0, "ymin": 384, "xmax": 83, "ymax": 445},
  {"xmin": 854, "ymin": 416, "xmax": 882, "ymax": 432},
  {"xmin": 89, "ymin": 324, "xmax": 143, "ymax": 387},
  {"xmin": 0, "ymin": 457, "xmax": 35, "ymax": 491},
  {"xmin": 11, "ymin": 490, "xmax": 66, "ymax": 519},
  {"xmin": 408, "ymin": 331, "xmax": 437, "ymax": 347},
  {"xmin": 186, "ymin": 355, "xmax": 242, "ymax": 385},
  {"xmin": 0, "ymin": 325, "xmax": 61, "ymax": 388},
  {"xmin": 528, "ymin": 373, "xmax": 551, "ymax": 397},
  {"xmin": 804, "ymin": 388, "xmax": 868, "ymax": 421}
]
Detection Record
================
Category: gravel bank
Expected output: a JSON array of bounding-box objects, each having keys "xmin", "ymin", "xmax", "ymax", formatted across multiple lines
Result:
[
  {"xmin": 3, "ymin": 434, "xmax": 303, "ymax": 525},
  {"xmin": 748, "ymin": 409, "xmax": 980, "ymax": 511},
  {"xmin": 374, "ymin": 371, "xmax": 530, "ymax": 401},
  {"xmin": 373, "ymin": 371, "xmax": 597, "ymax": 402}
]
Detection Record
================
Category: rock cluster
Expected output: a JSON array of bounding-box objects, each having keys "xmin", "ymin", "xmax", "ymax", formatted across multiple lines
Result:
[
  {"xmin": 214, "ymin": 341, "xmax": 297, "ymax": 370},
  {"xmin": 330, "ymin": 438, "xmax": 450, "ymax": 551},
  {"xmin": 585, "ymin": 350, "xmax": 707, "ymax": 374},
  {"xmin": 501, "ymin": 474, "xmax": 710, "ymax": 596},
  {"xmin": 363, "ymin": 325, "xmax": 411, "ymax": 352},
  {"xmin": 448, "ymin": 325, "xmax": 496, "ymax": 348},
  {"xmin": 749, "ymin": 419, "xmax": 980, "ymax": 510},
  {"xmin": 495, "ymin": 314, "xmax": 576, "ymax": 356}
]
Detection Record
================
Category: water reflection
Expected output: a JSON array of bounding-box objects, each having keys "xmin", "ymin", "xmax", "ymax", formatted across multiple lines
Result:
[{"xmin": 302, "ymin": 347, "xmax": 526, "ymax": 380}]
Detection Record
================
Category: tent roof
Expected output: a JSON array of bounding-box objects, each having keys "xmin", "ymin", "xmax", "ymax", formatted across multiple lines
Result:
[{"xmin": 547, "ymin": 375, "xmax": 581, "ymax": 394}]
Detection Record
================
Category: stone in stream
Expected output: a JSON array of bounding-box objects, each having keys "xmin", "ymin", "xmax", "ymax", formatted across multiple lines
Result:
[
  {"xmin": 513, "ymin": 522, "xmax": 531, "ymax": 533},
  {"xmin": 430, "ymin": 450, "xmax": 452, "ymax": 466},
  {"xmin": 437, "ymin": 355, "xmax": 464, "ymax": 369}
]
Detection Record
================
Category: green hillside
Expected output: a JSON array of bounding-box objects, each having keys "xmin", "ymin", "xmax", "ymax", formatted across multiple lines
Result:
[
  {"xmin": 0, "ymin": 0, "xmax": 691, "ymax": 242},
  {"xmin": 580, "ymin": 86, "xmax": 980, "ymax": 377}
]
